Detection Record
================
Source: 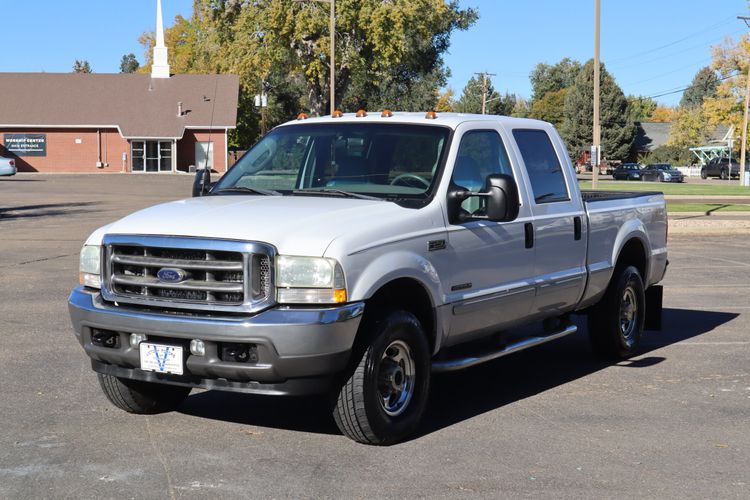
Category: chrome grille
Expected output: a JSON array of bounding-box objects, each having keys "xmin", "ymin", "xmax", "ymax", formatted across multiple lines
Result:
[{"xmin": 102, "ymin": 235, "xmax": 275, "ymax": 313}]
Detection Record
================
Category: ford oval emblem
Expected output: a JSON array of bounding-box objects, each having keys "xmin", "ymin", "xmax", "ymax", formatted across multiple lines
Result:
[{"xmin": 157, "ymin": 268, "xmax": 187, "ymax": 283}]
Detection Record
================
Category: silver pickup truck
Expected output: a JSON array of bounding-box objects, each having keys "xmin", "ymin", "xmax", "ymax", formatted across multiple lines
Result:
[{"xmin": 69, "ymin": 112, "xmax": 667, "ymax": 445}]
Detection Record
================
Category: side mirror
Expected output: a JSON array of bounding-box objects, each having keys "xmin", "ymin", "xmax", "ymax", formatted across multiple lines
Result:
[
  {"xmin": 447, "ymin": 173, "xmax": 520, "ymax": 224},
  {"xmin": 192, "ymin": 167, "xmax": 211, "ymax": 197}
]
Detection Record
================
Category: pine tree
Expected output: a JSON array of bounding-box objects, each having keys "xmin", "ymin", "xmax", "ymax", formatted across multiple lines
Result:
[
  {"xmin": 680, "ymin": 67, "xmax": 719, "ymax": 109},
  {"xmin": 562, "ymin": 60, "xmax": 634, "ymax": 161}
]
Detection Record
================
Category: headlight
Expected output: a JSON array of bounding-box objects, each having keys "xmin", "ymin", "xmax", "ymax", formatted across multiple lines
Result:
[
  {"xmin": 276, "ymin": 256, "xmax": 346, "ymax": 304},
  {"xmin": 79, "ymin": 245, "xmax": 101, "ymax": 289},
  {"xmin": 663, "ymin": 174, "xmax": 671, "ymax": 179}
]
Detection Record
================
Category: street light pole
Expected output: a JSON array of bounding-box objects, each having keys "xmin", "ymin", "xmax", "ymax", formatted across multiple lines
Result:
[
  {"xmin": 592, "ymin": 0, "xmax": 601, "ymax": 190},
  {"xmin": 294, "ymin": 0, "xmax": 335, "ymax": 115},
  {"xmin": 737, "ymin": 16, "xmax": 750, "ymax": 186}
]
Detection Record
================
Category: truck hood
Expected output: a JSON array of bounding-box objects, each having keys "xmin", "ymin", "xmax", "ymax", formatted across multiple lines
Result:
[{"xmin": 98, "ymin": 195, "xmax": 414, "ymax": 256}]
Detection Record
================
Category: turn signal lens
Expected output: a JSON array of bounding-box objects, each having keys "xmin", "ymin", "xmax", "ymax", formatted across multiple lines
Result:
[{"xmin": 333, "ymin": 289, "xmax": 347, "ymax": 303}]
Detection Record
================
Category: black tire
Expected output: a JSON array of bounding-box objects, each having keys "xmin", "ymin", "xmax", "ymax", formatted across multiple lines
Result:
[
  {"xmin": 588, "ymin": 265, "xmax": 645, "ymax": 359},
  {"xmin": 720, "ymin": 168, "xmax": 728, "ymax": 180},
  {"xmin": 657, "ymin": 174, "xmax": 664, "ymax": 182},
  {"xmin": 97, "ymin": 374, "xmax": 191, "ymax": 414},
  {"xmin": 332, "ymin": 310, "xmax": 430, "ymax": 445},
  {"xmin": 700, "ymin": 168, "xmax": 707, "ymax": 179}
]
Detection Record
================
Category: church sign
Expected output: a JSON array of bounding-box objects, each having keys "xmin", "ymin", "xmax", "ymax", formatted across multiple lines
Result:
[{"xmin": 4, "ymin": 134, "xmax": 47, "ymax": 157}]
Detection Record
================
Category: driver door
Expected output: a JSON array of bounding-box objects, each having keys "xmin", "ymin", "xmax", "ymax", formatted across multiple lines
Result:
[{"xmin": 445, "ymin": 125, "xmax": 535, "ymax": 344}]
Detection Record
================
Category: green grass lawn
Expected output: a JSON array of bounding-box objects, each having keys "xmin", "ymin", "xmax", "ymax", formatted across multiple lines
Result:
[
  {"xmin": 579, "ymin": 180, "xmax": 750, "ymax": 196},
  {"xmin": 666, "ymin": 203, "xmax": 750, "ymax": 213}
]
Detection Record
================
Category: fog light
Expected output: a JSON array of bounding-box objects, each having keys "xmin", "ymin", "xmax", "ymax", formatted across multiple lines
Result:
[
  {"xmin": 129, "ymin": 333, "xmax": 148, "ymax": 348},
  {"xmin": 190, "ymin": 339, "xmax": 206, "ymax": 356}
]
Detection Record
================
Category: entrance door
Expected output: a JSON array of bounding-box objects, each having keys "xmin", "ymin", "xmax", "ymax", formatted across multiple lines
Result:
[
  {"xmin": 195, "ymin": 141, "xmax": 214, "ymax": 171},
  {"xmin": 131, "ymin": 140, "xmax": 172, "ymax": 173}
]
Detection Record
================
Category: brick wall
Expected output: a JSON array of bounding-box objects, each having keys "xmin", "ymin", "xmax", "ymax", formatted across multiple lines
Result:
[
  {"xmin": 0, "ymin": 128, "xmax": 130, "ymax": 173},
  {"xmin": 177, "ymin": 130, "xmax": 227, "ymax": 172}
]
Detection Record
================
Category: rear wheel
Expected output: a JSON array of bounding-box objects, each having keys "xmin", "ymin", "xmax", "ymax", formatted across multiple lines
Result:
[
  {"xmin": 588, "ymin": 265, "xmax": 645, "ymax": 359},
  {"xmin": 720, "ymin": 168, "xmax": 728, "ymax": 180},
  {"xmin": 98, "ymin": 374, "xmax": 191, "ymax": 414},
  {"xmin": 332, "ymin": 310, "xmax": 430, "ymax": 445},
  {"xmin": 700, "ymin": 168, "xmax": 707, "ymax": 179}
]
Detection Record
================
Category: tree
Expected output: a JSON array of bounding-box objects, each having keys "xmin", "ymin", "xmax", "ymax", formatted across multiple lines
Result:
[
  {"xmin": 562, "ymin": 60, "xmax": 634, "ymax": 161},
  {"xmin": 455, "ymin": 75, "xmax": 516, "ymax": 115},
  {"xmin": 510, "ymin": 97, "xmax": 531, "ymax": 118},
  {"xmin": 680, "ymin": 66, "xmax": 719, "ymax": 109},
  {"xmin": 529, "ymin": 88, "xmax": 569, "ymax": 128},
  {"xmin": 703, "ymin": 34, "xmax": 750, "ymax": 136},
  {"xmin": 72, "ymin": 60, "xmax": 92, "ymax": 73},
  {"xmin": 650, "ymin": 106, "xmax": 675, "ymax": 123},
  {"xmin": 626, "ymin": 95, "xmax": 657, "ymax": 123},
  {"xmin": 139, "ymin": 0, "xmax": 477, "ymax": 147},
  {"xmin": 667, "ymin": 106, "xmax": 711, "ymax": 150},
  {"xmin": 119, "ymin": 53, "xmax": 140, "ymax": 73},
  {"xmin": 435, "ymin": 88, "xmax": 455, "ymax": 112},
  {"xmin": 530, "ymin": 58, "xmax": 582, "ymax": 102}
]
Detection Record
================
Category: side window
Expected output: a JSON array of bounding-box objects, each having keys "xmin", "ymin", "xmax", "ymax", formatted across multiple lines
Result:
[
  {"xmin": 452, "ymin": 130, "xmax": 513, "ymax": 214},
  {"xmin": 512, "ymin": 129, "xmax": 570, "ymax": 204}
]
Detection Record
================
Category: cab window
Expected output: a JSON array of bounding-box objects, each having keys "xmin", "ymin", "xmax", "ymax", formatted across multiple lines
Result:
[
  {"xmin": 452, "ymin": 130, "xmax": 513, "ymax": 214},
  {"xmin": 512, "ymin": 129, "xmax": 570, "ymax": 204}
]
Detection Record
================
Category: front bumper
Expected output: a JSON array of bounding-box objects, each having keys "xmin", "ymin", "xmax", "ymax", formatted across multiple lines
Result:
[{"xmin": 68, "ymin": 287, "xmax": 364, "ymax": 395}]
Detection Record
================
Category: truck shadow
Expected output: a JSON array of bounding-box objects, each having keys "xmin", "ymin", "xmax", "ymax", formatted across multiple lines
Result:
[
  {"xmin": 0, "ymin": 202, "xmax": 99, "ymax": 220},
  {"xmin": 177, "ymin": 307, "xmax": 737, "ymax": 439}
]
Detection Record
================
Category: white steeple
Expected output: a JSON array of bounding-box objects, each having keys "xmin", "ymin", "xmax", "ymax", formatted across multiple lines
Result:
[{"xmin": 151, "ymin": 0, "xmax": 171, "ymax": 78}]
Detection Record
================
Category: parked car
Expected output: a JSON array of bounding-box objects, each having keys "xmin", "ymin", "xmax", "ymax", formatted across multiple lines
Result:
[
  {"xmin": 701, "ymin": 157, "xmax": 742, "ymax": 180},
  {"xmin": 0, "ymin": 156, "xmax": 17, "ymax": 176},
  {"xmin": 68, "ymin": 113, "xmax": 667, "ymax": 445},
  {"xmin": 612, "ymin": 163, "xmax": 642, "ymax": 181},
  {"xmin": 641, "ymin": 163, "xmax": 684, "ymax": 183}
]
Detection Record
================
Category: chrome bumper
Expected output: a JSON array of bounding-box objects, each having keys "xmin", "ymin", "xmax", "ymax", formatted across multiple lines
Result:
[{"xmin": 68, "ymin": 287, "xmax": 365, "ymax": 394}]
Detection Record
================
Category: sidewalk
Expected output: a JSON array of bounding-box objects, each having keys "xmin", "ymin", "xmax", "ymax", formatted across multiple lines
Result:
[{"xmin": 668, "ymin": 211, "xmax": 750, "ymax": 235}]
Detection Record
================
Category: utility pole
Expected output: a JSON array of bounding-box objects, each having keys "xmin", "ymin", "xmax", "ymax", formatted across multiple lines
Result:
[
  {"xmin": 294, "ymin": 0, "xmax": 335, "ymax": 114},
  {"xmin": 474, "ymin": 71, "xmax": 496, "ymax": 114},
  {"xmin": 592, "ymin": 0, "xmax": 601, "ymax": 190},
  {"xmin": 738, "ymin": 16, "xmax": 750, "ymax": 186}
]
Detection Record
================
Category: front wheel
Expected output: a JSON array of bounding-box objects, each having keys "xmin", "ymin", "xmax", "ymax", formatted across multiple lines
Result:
[
  {"xmin": 332, "ymin": 310, "xmax": 430, "ymax": 445},
  {"xmin": 98, "ymin": 374, "xmax": 191, "ymax": 414},
  {"xmin": 720, "ymin": 168, "xmax": 728, "ymax": 180},
  {"xmin": 700, "ymin": 168, "xmax": 707, "ymax": 179},
  {"xmin": 588, "ymin": 265, "xmax": 645, "ymax": 359}
]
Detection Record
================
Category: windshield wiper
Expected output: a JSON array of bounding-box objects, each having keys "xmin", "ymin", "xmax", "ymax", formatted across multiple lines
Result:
[
  {"xmin": 291, "ymin": 188, "xmax": 382, "ymax": 201},
  {"xmin": 212, "ymin": 186, "xmax": 282, "ymax": 196}
]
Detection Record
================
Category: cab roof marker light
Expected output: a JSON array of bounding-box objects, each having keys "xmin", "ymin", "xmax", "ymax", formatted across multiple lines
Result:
[
  {"xmin": 381, "ymin": 109, "xmax": 393, "ymax": 118},
  {"xmin": 332, "ymin": 110, "xmax": 344, "ymax": 118},
  {"xmin": 425, "ymin": 111, "xmax": 438, "ymax": 119},
  {"xmin": 296, "ymin": 112, "xmax": 309, "ymax": 120},
  {"xmin": 355, "ymin": 109, "xmax": 367, "ymax": 117}
]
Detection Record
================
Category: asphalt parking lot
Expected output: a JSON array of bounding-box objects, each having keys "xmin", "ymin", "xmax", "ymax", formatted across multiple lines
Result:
[{"xmin": 1, "ymin": 174, "xmax": 749, "ymax": 499}]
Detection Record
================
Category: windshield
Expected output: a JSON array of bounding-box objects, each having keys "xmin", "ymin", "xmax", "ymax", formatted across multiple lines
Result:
[
  {"xmin": 214, "ymin": 123, "xmax": 451, "ymax": 201},
  {"xmin": 654, "ymin": 164, "xmax": 672, "ymax": 170}
]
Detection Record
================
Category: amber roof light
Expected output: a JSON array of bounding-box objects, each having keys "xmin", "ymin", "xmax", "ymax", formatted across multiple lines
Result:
[
  {"xmin": 425, "ymin": 111, "xmax": 438, "ymax": 119},
  {"xmin": 296, "ymin": 112, "xmax": 309, "ymax": 120},
  {"xmin": 332, "ymin": 109, "xmax": 344, "ymax": 118},
  {"xmin": 381, "ymin": 109, "xmax": 393, "ymax": 118},
  {"xmin": 355, "ymin": 109, "xmax": 368, "ymax": 117}
]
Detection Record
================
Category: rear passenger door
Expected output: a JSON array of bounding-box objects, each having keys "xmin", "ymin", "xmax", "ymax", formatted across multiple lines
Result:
[{"xmin": 511, "ymin": 128, "xmax": 587, "ymax": 318}]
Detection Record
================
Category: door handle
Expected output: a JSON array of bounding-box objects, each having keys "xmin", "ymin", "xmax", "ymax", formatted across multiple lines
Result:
[
  {"xmin": 524, "ymin": 222, "xmax": 534, "ymax": 249},
  {"xmin": 574, "ymin": 216, "xmax": 582, "ymax": 240}
]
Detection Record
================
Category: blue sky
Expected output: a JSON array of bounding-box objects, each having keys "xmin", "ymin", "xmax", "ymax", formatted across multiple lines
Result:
[{"xmin": 1, "ymin": 0, "xmax": 747, "ymax": 106}]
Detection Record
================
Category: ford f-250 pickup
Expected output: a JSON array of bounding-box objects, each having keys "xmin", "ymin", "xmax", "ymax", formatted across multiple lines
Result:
[{"xmin": 69, "ymin": 112, "xmax": 667, "ymax": 445}]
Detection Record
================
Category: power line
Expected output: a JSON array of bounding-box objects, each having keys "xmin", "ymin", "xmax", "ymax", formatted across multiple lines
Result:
[
  {"xmin": 607, "ymin": 16, "xmax": 735, "ymax": 64},
  {"xmin": 622, "ymin": 56, "xmax": 713, "ymax": 87},
  {"xmin": 643, "ymin": 71, "xmax": 739, "ymax": 100}
]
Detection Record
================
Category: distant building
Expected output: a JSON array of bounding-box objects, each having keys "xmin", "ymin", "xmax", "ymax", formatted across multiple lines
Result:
[
  {"xmin": 632, "ymin": 121, "xmax": 730, "ymax": 156},
  {"xmin": 0, "ymin": 0, "xmax": 238, "ymax": 174}
]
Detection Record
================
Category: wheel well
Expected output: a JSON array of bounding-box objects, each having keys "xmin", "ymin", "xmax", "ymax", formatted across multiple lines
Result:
[
  {"xmin": 616, "ymin": 238, "xmax": 647, "ymax": 279},
  {"xmin": 364, "ymin": 278, "xmax": 436, "ymax": 351}
]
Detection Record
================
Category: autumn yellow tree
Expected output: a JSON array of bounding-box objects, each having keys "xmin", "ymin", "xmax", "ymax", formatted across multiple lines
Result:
[{"xmin": 703, "ymin": 34, "xmax": 750, "ymax": 136}]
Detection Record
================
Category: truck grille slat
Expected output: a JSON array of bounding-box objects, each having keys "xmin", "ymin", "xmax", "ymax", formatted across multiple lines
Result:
[{"xmin": 102, "ymin": 236, "xmax": 275, "ymax": 313}]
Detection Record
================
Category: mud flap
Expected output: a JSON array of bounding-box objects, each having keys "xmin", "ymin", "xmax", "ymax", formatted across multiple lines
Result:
[{"xmin": 645, "ymin": 285, "xmax": 663, "ymax": 331}]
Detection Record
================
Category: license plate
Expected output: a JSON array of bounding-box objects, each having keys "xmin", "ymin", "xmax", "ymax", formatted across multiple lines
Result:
[{"xmin": 139, "ymin": 343, "xmax": 183, "ymax": 375}]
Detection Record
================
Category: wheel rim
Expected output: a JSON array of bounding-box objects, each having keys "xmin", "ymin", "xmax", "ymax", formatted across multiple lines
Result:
[
  {"xmin": 377, "ymin": 340, "xmax": 416, "ymax": 417},
  {"xmin": 619, "ymin": 286, "xmax": 638, "ymax": 346}
]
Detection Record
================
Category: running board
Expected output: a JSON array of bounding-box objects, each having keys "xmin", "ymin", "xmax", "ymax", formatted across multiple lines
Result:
[{"xmin": 432, "ymin": 325, "xmax": 578, "ymax": 373}]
